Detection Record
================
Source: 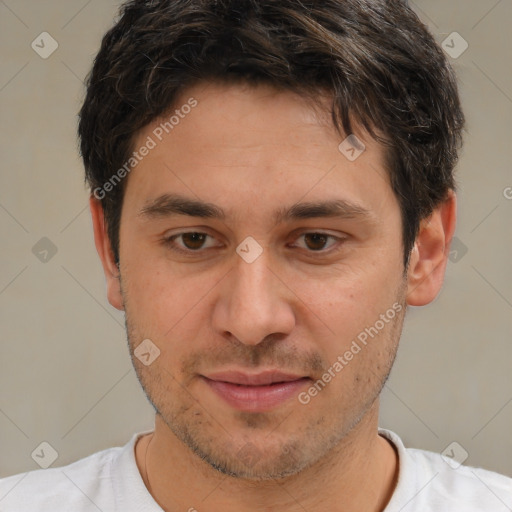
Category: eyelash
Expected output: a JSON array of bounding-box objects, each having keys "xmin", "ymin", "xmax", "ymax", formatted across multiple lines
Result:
[{"xmin": 161, "ymin": 231, "xmax": 344, "ymax": 256}]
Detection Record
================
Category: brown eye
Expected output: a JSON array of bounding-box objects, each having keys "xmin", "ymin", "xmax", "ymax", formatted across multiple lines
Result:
[
  {"xmin": 180, "ymin": 232, "xmax": 208, "ymax": 250},
  {"xmin": 162, "ymin": 231, "xmax": 222, "ymax": 256},
  {"xmin": 303, "ymin": 233, "xmax": 329, "ymax": 251},
  {"xmin": 290, "ymin": 232, "xmax": 342, "ymax": 254}
]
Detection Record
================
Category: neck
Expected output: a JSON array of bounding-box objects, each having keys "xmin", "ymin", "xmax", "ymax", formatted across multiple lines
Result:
[{"xmin": 135, "ymin": 400, "xmax": 398, "ymax": 512}]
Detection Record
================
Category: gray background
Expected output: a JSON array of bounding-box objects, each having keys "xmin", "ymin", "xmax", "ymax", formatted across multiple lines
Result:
[{"xmin": 1, "ymin": 0, "xmax": 511, "ymax": 479}]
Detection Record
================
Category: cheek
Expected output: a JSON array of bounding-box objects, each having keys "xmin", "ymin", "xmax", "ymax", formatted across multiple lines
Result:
[
  {"xmin": 293, "ymin": 256, "xmax": 402, "ymax": 323},
  {"xmin": 122, "ymin": 256, "xmax": 221, "ymax": 357},
  {"xmin": 286, "ymin": 257, "xmax": 404, "ymax": 368}
]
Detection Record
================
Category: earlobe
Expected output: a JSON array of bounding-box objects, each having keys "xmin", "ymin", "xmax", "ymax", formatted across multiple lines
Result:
[
  {"xmin": 406, "ymin": 191, "xmax": 457, "ymax": 306},
  {"xmin": 89, "ymin": 196, "xmax": 125, "ymax": 311}
]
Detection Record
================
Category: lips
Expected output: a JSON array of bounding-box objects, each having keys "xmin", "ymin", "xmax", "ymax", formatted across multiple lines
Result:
[
  {"xmin": 204, "ymin": 370, "xmax": 306, "ymax": 386},
  {"xmin": 201, "ymin": 370, "xmax": 311, "ymax": 412}
]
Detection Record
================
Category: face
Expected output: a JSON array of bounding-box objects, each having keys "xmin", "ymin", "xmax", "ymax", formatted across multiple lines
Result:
[{"xmin": 112, "ymin": 83, "xmax": 409, "ymax": 479}]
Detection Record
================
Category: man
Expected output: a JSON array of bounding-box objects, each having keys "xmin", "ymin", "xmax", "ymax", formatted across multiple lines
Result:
[{"xmin": 1, "ymin": 0, "xmax": 511, "ymax": 510}]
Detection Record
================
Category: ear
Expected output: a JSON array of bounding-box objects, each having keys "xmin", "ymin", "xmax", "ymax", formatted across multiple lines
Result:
[
  {"xmin": 89, "ymin": 196, "xmax": 124, "ymax": 311},
  {"xmin": 406, "ymin": 190, "xmax": 457, "ymax": 306}
]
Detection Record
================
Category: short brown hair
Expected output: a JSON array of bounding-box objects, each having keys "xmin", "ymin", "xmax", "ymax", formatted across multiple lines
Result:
[{"xmin": 78, "ymin": 0, "xmax": 464, "ymax": 266}]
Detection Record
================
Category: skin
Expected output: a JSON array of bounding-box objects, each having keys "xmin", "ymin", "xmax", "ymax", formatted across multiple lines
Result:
[{"xmin": 90, "ymin": 82, "xmax": 456, "ymax": 512}]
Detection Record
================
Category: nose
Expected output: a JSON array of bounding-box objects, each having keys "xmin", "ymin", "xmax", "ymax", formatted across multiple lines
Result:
[{"xmin": 211, "ymin": 247, "xmax": 296, "ymax": 346}]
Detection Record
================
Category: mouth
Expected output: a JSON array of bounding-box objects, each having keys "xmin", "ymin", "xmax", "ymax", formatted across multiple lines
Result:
[{"xmin": 200, "ymin": 371, "xmax": 311, "ymax": 412}]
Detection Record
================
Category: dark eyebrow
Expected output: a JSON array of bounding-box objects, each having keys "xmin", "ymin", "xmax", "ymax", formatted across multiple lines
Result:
[
  {"xmin": 138, "ymin": 193, "xmax": 372, "ymax": 223},
  {"xmin": 272, "ymin": 199, "xmax": 371, "ymax": 224},
  {"xmin": 138, "ymin": 194, "xmax": 225, "ymax": 220}
]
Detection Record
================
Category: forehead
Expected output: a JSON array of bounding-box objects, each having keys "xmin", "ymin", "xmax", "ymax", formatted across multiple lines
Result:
[{"xmin": 123, "ymin": 82, "xmax": 394, "ymax": 222}]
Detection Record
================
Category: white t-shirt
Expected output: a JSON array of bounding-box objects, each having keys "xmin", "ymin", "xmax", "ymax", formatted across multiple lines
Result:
[{"xmin": 1, "ymin": 429, "xmax": 511, "ymax": 511}]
